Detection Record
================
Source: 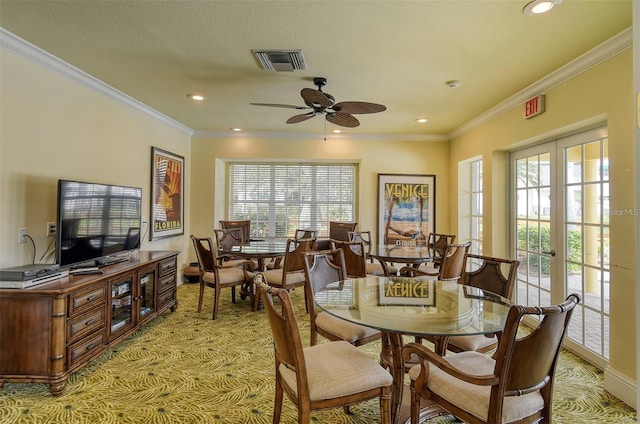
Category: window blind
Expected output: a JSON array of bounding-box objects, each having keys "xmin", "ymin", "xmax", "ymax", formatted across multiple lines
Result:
[{"xmin": 227, "ymin": 162, "xmax": 356, "ymax": 237}]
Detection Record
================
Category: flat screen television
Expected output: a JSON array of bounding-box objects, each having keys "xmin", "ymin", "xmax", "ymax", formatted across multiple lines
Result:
[{"xmin": 56, "ymin": 179, "xmax": 142, "ymax": 268}]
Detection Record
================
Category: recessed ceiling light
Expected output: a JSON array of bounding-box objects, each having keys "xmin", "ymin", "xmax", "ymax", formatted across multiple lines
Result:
[
  {"xmin": 231, "ymin": 128, "xmax": 242, "ymax": 132},
  {"xmin": 523, "ymin": 0, "xmax": 562, "ymax": 16},
  {"xmin": 333, "ymin": 129, "xmax": 342, "ymax": 133},
  {"xmin": 187, "ymin": 94, "xmax": 206, "ymax": 101},
  {"xmin": 415, "ymin": 118, "xmax": 428, "ymax": 123}
]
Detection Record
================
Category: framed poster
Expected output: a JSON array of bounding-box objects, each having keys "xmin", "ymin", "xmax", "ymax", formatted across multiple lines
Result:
[
  {"xmin": 150, "ymin": 147, "xmax": 184, "ymax": 240},
  {"xmin": 377, "ymin": 174, "xmax": 435, "ymax": 246}
]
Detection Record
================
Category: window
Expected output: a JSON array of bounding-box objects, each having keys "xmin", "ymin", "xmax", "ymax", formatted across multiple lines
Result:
[
  {"xmin": 227, "ymin": 162, "xmax": 357, "ymax": 237},
  {"xmin": 458, "ymin": 157, "xmax": 483, "ymax": 257}
]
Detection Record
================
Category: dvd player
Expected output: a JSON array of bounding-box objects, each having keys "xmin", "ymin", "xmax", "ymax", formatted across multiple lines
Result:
[
  {"xmin": 0, "ymin": 270, "xmax": 69, "ymax": 289},
  {"xmin": 0, "ymin": 264, "xmax": 61, "ymax": 281}
]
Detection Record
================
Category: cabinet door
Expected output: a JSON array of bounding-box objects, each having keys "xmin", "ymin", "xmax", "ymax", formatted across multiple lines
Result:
[
  {"xmin": 137, "ymin": 264, "xmax": 157, "ymax": 323},
  {"xmin": 107, "ymin": 274, "xmax": 135, "ymax": 339}
]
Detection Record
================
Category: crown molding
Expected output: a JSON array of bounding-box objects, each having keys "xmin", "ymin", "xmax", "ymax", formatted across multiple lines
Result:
[
  {"xmin": 449, "ymin": 27, "xmax": 633, "ymax": 140},
  {"xmin": 192, "ymin": 129, "xmax": 448, "ymax": 142},
  {"xmin": 0, "ymin": 27, "xmax": 194, "ymax": 137}
]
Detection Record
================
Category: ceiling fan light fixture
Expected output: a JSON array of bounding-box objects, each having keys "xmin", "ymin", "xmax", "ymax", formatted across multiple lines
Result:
[
  {"xmin": 523, "ymin": 0, "xmax": 562, "ymax": 16},
  {"xmin": 187, "ymin": 94, "xmax": 206, "ymax": 101}
]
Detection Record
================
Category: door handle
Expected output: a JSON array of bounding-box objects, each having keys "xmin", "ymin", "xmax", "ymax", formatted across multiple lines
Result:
[{"xmin": 542, "ymin": 249, "xmax": 556, "ymax": 257}]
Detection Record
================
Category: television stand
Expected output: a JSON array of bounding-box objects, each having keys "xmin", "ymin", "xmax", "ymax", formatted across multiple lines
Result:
[{"xmin": 0, "ymin": 250, "xmax": 178, "ymax": 395}]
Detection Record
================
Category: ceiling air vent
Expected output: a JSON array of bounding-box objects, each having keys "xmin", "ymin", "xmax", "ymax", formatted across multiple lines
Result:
[{"xmin": 252, "ymin": 49, "xmax": 307, "ymax": 72}]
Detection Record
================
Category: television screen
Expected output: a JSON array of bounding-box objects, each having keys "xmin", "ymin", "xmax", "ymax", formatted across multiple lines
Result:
[{"xmin": 56, "ymin": 180, "xmax": 142, "ymax": 267}]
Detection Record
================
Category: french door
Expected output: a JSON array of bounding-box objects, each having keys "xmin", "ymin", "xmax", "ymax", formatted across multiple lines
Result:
[{"xmin": 511, "ymin": 127, "xmax": 609, "ymax": 367}]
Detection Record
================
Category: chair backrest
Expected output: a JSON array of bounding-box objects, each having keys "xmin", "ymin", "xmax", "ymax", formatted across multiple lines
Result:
[
  {"xmin": 427, "ymin": 233, "xmax": 457, "ymax": 264},
  {"xmin": 331, "ymin": 240, "xmax": 367, "ymax": 278},
  {"xmin": 303, "ymin": 249, "xmax": 346, "ymax": 314},
  {"xmin": 303, "ymin": 249, "xmax": 346, "ymax": 293},
  {"xmin": 220, "ymin": 220, "xmax": 251, "ymax": 243},
  {"xmin": 348, "ymin": 230, "xmax": 373, "ymax": 255},
  {"xmin": 294, "ymin": 229, "xmax": 319, "ymax": 240},
  {"xmin": 282, "ymin": 238, "xmax": 316, "ymax": 275},
  {"xmin": 490, "ymin": 294, "xmax": 581, "ymax": 421},
  {"xmin": 190, "ymin": 235, "xmax": 219, "ymax": 273},
  {"xmin": 255, "ymin": 274, "xmax": 308, "ymax": 392},
  {"xmin": 214, "ymin": 228, "xmax": 244, "ymax": 251},
  {"xmin": 462, "ymin": 254, "xmax": 519, "ymax": 299},
  {"xmin": 438, "ymin": 242, "xmax": 470, "ymax": 281},
  {"xmin": 329, "ymin": 221, "xmax": 358, "ymax": 242}
]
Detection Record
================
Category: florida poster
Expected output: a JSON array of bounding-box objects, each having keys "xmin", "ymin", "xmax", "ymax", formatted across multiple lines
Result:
[
  {"xmin": 377, "ymin": 174, "xmax": 435, "ymax": 246},
  {"xmin": 150, "ymin": 147, "xmax": 184, "ymax": 240}
]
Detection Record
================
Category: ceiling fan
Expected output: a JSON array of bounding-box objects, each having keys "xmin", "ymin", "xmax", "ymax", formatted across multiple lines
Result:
[{"xmin": 250, "ymin": 77, "xmax": 386, "ymax": 128}]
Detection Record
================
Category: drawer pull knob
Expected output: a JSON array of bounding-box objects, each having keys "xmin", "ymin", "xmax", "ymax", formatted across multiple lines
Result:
[{"xmin": 85, "ymin": 319, "xmax": 97, "ymax": 326}]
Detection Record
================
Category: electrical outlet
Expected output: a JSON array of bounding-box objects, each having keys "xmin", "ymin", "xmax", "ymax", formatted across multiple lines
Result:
[
  {"xmin": 18, "ymin": 228, "xmax": 27, "ymax": 244},
  {"xmin": 47, "ymin": 222, "xmax": 57, "ymax": 236}
]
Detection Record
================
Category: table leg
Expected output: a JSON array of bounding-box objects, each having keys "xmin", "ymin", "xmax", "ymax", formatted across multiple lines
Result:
[
  {"xmin": 382, "ymin": 332, "xmax": 449, "ymax": 424},
  {"xmin": 382, "ymin": 332, "xmax": 404, "ymax": 424}
]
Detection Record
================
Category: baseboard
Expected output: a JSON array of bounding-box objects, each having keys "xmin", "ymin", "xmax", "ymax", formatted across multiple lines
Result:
[{"xmin": 604, "ymin": 365, "xmax": 637, "ymax": 410}]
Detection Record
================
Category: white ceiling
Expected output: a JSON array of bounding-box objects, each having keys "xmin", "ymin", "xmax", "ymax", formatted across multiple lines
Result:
[{"xmin": 0, "ymin": 0, "xmax": 632, "ymax": 138}]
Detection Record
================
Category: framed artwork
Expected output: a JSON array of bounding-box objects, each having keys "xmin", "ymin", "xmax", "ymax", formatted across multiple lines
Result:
[
  {"xmin": 377, "ymin": 174, "xmax": 435, "ymax": 246},
  {"xmin": 150, "ymin": 147, "xmax": 184, "ymax": 240}
]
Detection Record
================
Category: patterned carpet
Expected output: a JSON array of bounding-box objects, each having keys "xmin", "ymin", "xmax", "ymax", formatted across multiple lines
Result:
[{"xmin": 0, "ymin": 283, "xmax": 636, "ymax": 423}]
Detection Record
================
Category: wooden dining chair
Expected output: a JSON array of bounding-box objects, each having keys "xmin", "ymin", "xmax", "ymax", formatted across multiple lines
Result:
[
  {"xmin": 219, "ymin": 220, "xmax": 251, "ymax": 244},
  {"xmin": 263, "ymin": 229, "xmax": 318, "ymax": 271},
  {"xmin": 426, "ymin": 232, "xmax": 457, "ymax": 268},
  {"xmin": 329, "ymin": 221, "xmax": 357, "ymax": 241},
  {"xmin": 294, "ymin": 229, "xmax": 319, "ymax": 240},
  {"xmin": 255, "ymin": 276, "xmax": 392, "ymax": 424},
  {"xmin": 330, "ymin": 239, "xmax": 368, "ymax": 278},
  {"xmin": 401, "ymin": 242, "xmax": 470, "ymax": 281},
  {"xmin": 302, "ymin": 249, "xmax": 380, "ymax": 347},
  {"xmin": 214, "ymin": 228, "xmax": 257, "ymax": 269},
  {"xmin": 190, "ymin": 235, "xmax": 254, "ymax": 320},
  {"xmin": 259, "ymin": 238, "xmax": 316, "ymax": 311},
  {"xmin": 402, "ymin": 294, "xmax": 581, "ymax": 424},
  {"xmin": 446, "ymin": 254, "xmax": 520, "ymax": 355},
  {"xmin": 348, "ymin": 230, "xmax": 397, "ymax": 276}
]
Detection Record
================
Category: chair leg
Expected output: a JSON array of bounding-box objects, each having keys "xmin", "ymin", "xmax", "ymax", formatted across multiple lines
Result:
[
  {"xmin": 231, "ymin": 286, "xmax": 236, "ymax": 304},
  {"xmin": 410, "ymin": 384, "xmax": 420, "ymax": 424},
  {"xmin": 212, "ymin": 285, "xmax": 221, "ymax": 320},
  {"xmin": 273, "ymin": 381, "xmax": 284, "ymax": 424},
  {"xmin": 197, "ymin": 282, "xmax": 205, "ymax": 313},
  {"xmin": 380, "ymin": 385, "xmax": 391, "ymax": 424}
]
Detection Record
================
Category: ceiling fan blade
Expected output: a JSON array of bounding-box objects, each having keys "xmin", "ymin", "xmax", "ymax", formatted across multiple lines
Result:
[
  {"xmin": 332, "ymin": 101, "xmax": 386, "ymax": 114},
  {"xmin": 326, "ymin": 112, "xmax": 360, "ymax": 128},
  {"xmin": 250, "ymin": 102, "xmax": 309, "ymax": 110},
  {"xmin": 300, "ymin": 88, "xmax": 331, "ymax": 107},
  {"xmin": 286, "ymin": 112, "xmax": 317, "ymax": 124}
]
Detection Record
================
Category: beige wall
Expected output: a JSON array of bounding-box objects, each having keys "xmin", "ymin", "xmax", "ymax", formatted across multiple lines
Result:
[
  {"xmin": 449, "ymin": 49, "xmax": 636, "ymax": 401},
  {"xmin": 0, "ymin": 48, "xmax": 192, "ymax": 270},
  {"xmin": 188, "ymin": 135, "xmax": 450, "ymax": 262}
]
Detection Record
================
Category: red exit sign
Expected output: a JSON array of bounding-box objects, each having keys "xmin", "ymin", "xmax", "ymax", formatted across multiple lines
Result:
[{"xmin": 524, "ymin": 95, "xmax": 545, "ymax": 119}]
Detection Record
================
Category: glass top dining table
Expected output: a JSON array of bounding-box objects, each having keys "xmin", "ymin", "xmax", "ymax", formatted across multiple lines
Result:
[
  {"xmin": 314, "ymin": 275, "xmax": 512, "ymax": 424},
  {"xmin": 368, "ymin": 244, "xmax": 434, "ymax": 275},
  {"xmin": 224, "ymin": 237, "xmax": 289, "ymax": 271}
]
